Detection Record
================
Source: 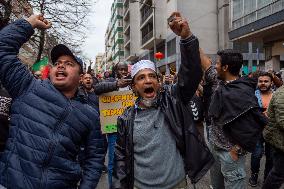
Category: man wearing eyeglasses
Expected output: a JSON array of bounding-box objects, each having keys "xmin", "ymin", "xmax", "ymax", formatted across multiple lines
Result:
[{"xmin": 0, "ymin": 15, "xmax": 106, "ymax": 189}]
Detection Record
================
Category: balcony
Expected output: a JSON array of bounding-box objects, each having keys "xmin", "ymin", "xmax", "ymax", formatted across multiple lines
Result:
[
  {"xmin": 124, "ymin": 36, "xmax": 130, "ymax": 47},
  {"xmin": 139, "ymin": 0, "xmax": 151, "ymax": 9},
  {"xmin": 141, "ymin": 8, "xmax": 153, "ymax": 25},
  {"xmin": 125, "ymin": 48, "xmax": 139, "ymax": 61},
  {"xmin": 141, "ymin": 30, "xmax": 153, "ymax": 45},
  {"xmin": 124, "ymin": 23, "xmax": 130, "ymax": 35},
  {"xmin": 124, "ymin": 4, "xmax": 129, "ymax": 18},
  {"xmin": 123, "ymin": 0, "xmax": 129, "ymax": 6},
  {"xmin": 124, "ymin": 50, "xmax": 130, "ymax": 59}
]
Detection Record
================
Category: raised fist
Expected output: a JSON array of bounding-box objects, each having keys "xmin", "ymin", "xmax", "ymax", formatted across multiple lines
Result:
[
  {"xmin": 26, "ymin": 14, "xmax": 51, "ymax": 30},
  {"xmin": 168, "ymin": 12, "xmax": 192, "ymax": 39}
]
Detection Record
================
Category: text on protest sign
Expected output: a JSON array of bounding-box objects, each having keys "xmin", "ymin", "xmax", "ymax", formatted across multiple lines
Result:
[{"xmin": 99, "ymin": 90, "xmax": 136, "ymax": 134}]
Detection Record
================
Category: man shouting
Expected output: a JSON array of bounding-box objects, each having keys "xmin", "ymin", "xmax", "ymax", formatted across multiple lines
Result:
[{"xmin": 0, "ymin": 15, "xmax": 106, "ymax": 189}]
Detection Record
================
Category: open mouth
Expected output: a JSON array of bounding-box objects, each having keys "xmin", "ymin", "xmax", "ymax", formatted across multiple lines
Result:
[
  {"xmin": 56, "ymin": 71, "xmax": 67, "ymax": 79},
  {"xmin": 143, "ymin": 87, "xmax": 156, "ymax": 98},
  {"xmin": 144, "ymin": 87, "xmax": 154, "ymax": 94}
]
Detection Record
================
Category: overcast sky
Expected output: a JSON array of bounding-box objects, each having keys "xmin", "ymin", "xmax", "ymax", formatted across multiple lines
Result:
[{"xmin": 81, "ymin": 0, "xmax": 112, "ymax": 60}]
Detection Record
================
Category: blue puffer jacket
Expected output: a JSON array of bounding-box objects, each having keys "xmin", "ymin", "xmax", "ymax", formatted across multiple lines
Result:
[{"xmin": 0, "ymin": 19, "xmax": 106, "ymax": 189}]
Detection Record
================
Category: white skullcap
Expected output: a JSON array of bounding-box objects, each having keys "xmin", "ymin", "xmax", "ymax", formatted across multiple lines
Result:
[{"xmin": 131, "ymin": 60, "xmax": 156, "ymax": 78}]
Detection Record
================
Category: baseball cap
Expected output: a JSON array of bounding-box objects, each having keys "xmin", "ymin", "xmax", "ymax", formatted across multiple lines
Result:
[{"xmin": 50, "ymin": 44, "xmax": 83, "ymax": 70}]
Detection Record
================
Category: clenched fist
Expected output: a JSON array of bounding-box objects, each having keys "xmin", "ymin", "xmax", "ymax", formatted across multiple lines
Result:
[
  {"xmin": 168, "ymin": 12, "xmax": 192, "ymax": 39},
  {"xmin": 26, "ymin": 14, "xmax": 52, "ymax": 30}
]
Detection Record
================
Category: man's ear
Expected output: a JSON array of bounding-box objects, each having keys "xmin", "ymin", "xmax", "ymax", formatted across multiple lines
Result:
[
  {"xmin": 131, "ymin": 83, "xmax": 139, "ymax": 97},
  {"xmin": 79, "ymin": 74, "xmax": 84, "ymax": 83},
  {"xmin": 222, "ymin": 65, "xmax": 229, "ymax": 72},
  {"xmin": 80, "ymin": 74, "xmax": 84, "ymax": 79}
]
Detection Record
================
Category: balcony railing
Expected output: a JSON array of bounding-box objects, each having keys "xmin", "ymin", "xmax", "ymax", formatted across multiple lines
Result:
[
  {"xmin": 232, "ymin": 0, "xmax": 284, "ymax": 30},
  {"xmin": 141, "ymin": 30, "xmax": 153, "ymax": 45},
  {"xmin": 124, "ymin": 51, "xmax": 130, "ymax": 58},
  {"xmin": 124, "ymin": 36, "xmax": 130, "ymax": 44},
  {"xmin": 123, "ymin": 0, "xmax": 129, "ymax": 5},
  {"xmin": 124, "ymin": 5, "xmax": 129, "ymax": 15},
  {"xmin": 141, "ymin": 8, "xmax": 153, "ymax": 24},
  {"xmin": 124, "ymin": 22, "xmax": 130, "ymax": 31}
]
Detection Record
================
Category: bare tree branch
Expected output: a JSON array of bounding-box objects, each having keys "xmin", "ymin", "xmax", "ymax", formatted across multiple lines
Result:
[{"xmin": 27, "ymin": 0, "xmax": 93, "ymax": 62}]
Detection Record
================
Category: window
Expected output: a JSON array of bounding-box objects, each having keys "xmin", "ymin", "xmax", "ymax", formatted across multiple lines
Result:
[
  {"xmin": 149, "ymin": 51, "xmax": 154, "ymax": 62},
  {"xmin": 117, "ymin": 8, "xmax": 123, "ymax": 16},
  {"xmin": 233, "ymin": 0, "xmax": 243, "ymax": 20},
  {"xmin": 243, "ymin": 12, "xmax": 256, "ymax": 25},
  {"xmin": 117, "ymin": 32, "xmax": 123, "ymax": 39},
  {"xmin": 233, "ymin": 42, "xmax": 249, "ymax": 53},
  {"xmin": 257, "ymin": 0, "xmax": 271, "ymax": 9},
  {"xmin": 167, "ymin": 39, "xmax": 176, "ymax": 57},
  {"xmin": 252, "ymin": 42, "xmax": 264, "ymax": 53},
  {"xmin": 118, "ymin": 20, "xmax": 123, "ymax": 27},
  {"xmin": 233, "ymin": 19, "xmax": 243, "ymax": 29},
  {"xmin": 265, "ymin": 45, "xmax": 272, "ymax": 61},
  {"xmin": 141, "ymin": 23, "xmax": 153, "ymax": 36},
  {"xmin": 244, "ymin": 0, "xmax": 256, "ymax": 14},
  {"xmin": 257, "ymin": 5, "xmax": 271, "ymax": 19},
  {"xmin": 272, "ymin": 0, "xmax": 283, "ymax": 13}
]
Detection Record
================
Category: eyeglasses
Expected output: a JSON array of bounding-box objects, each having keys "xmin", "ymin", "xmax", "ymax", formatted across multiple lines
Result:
[{"xmin": 52, "ymin": 61, "xmax": 76, "ymax": 67}]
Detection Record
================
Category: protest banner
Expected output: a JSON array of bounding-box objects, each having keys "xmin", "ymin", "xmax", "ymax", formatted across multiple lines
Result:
[{"xmin": 99, "ymin": 90, "xmax": 136, "ymax": 134}]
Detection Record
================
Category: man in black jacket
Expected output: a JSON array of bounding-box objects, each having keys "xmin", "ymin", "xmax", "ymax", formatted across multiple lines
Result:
[
  {"xmin": 112, "ymin": 12, "xmax": 214, "ymax": 189},
  {"xmin": 200, "ymin": 49, "xmax": 267, "ymax": 189},
  {"xmin": 94, "ymin": 63, "xmax": 131, "ymax": 189}
]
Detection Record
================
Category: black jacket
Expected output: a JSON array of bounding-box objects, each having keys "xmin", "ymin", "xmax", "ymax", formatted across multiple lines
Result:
[
  {"xmin": 209, "ymin": 77, "xmax": 268, "ymax": 152},
  {"xmin": 112, "ymin": 36, "xmax": 214, "ymax": 189},
  {"xmin": 94, "ymin": 81, "xmax": 118, "ymax": 95}
]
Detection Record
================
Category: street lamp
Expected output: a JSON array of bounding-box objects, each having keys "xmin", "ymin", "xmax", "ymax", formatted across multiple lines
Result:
[{"xmin": 130, "ymin": 0, "xmax": 157, "ymax": 71}]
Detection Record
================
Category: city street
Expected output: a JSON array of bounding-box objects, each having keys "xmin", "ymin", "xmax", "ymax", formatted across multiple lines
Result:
[
  {"xmin": 97, "ymin": 156, "xmax": 273, "ymax": 189},
  {"xmin": 0, "ymin": 0, "xmax": 283, "ymax": 188}
]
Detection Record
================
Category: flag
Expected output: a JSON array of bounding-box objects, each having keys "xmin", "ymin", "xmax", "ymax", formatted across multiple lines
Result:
[{"xmin": 32, "ymin": 57, "xmax": 49, "ymax": 79}]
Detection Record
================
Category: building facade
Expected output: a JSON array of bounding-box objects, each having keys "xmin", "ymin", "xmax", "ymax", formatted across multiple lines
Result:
[
  {"xmin": 118, "ymin": 0, "xmax": 269, "ymax": 74},
  {"xmin": 104, "ymin": 0, "xmax": 125, "ymax": 71},
  {"xmin": 122, "ymin": 0, "xmax": 227, "ymax": 74},
  {"xmin": 95, "ymin": 53, "xmax": 104, "ymax": 74},
  {"xmin": 229, "ymin": 0, "xmax": 284, "ymax": 72},
  {"xmin": 123, "ymin": 0, "xmax": 145, "ymax": 63}
]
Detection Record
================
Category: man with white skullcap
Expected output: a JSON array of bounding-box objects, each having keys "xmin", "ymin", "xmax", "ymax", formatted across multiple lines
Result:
[{"xmin": 112, "ymin": 12, "xmax": 214, "ymax": 189}]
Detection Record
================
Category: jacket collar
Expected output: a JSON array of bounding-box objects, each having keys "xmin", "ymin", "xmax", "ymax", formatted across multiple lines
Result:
[{"xmin": 72, "ymin": 87, "xmax": 88, "ymax": 103}]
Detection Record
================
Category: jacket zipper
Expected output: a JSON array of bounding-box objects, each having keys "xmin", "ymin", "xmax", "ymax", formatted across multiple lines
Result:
[
  {"xmin": 223, "ymin": 106, "xmax": 254, "ymax": 126},
  {"xmin": 40, "ymin": 102, "xmax": 72, "ymax": 188}
]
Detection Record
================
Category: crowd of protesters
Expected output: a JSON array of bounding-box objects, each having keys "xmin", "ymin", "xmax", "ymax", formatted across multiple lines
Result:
[{"xmin": 0, "ymin": 12, "xmax": 283, "ymax": 189}]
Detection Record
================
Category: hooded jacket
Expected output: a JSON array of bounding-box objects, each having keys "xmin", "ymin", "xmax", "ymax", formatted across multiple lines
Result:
[{"xmin": 112, "ymin": 35, "xmax": 214, "ymax": 189}]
